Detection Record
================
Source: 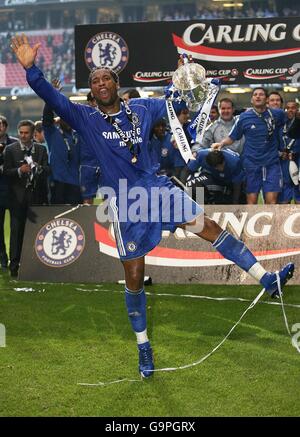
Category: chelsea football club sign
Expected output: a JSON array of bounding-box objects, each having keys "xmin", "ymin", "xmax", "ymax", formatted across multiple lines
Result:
[
  {"xmin": 84, "ymin": 31, "xmax": 129, "ymax": 74},
  {"xmin": 35, "ymin": 219, "xmax": 85, "ymax": 268}
]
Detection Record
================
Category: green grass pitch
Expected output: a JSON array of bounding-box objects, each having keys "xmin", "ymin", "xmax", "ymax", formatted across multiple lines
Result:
[{"xmin": 0, "ymin": 271, "xmax": 299, "ymax": 417}]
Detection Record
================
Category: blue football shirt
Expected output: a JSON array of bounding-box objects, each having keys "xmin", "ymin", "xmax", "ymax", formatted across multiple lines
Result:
[
  {"xmin": 187, "ymin": 148, "xmax": 245, "ymax": 184},
  {"xmin": 229, "ymin": 108, "xmax": 285, "ymax": 168},
  {"xmin": 27, "ymin": 65, "xmax": 167, "ymax": 195}
]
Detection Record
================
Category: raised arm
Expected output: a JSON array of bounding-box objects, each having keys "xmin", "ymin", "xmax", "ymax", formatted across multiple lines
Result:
[{"xmin": 11, "ymin": 34, "xmax": 86, "ymax": 132}]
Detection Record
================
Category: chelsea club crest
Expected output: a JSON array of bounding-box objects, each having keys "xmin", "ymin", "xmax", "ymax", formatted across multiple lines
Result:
[
  {"xmin": 35, "ymin": 219, "xmax": 85, "ymax": 268},
  {"xmin": 85, "ymin": 32, "xmax": 129, "ymax": 74}
]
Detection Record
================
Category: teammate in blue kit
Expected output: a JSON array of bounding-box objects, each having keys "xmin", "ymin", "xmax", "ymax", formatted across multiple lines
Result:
[
  {"xmin": 11, "ymin": 34, "xmax": 295, "ymax": 378},
  {"xmin": 188, "ymin": 148, "xmax": 245, "ymax": 185},
  {"xmin": 148, "ymin": 118, "xmax": 175, "ymax": 176},
  {"xmin": 278, "ymin": 101, "xmax": 300, "ymax": 204},
  {"xmin": 188, "ymin": 148, "xmax": 245, "ymax": 204},
  {"xmin": 212, "ymin": 88, "xmax": 285, "ymax": 205}
]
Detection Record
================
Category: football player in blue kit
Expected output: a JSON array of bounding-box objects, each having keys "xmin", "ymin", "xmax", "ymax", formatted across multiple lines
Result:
[
  {"xmin": 188, "ymin": 148, "xmax": 245, "ymax": 185},
  {"xmin": 212, "ymin": 88, "xmax": 285, "ymax": 205},
  {"xmin": 278, "ymin": 101, "xmax": 300, "ymax": 204},
  {"xmin": 11, "ymin": 34, "xmax": 295, "ymax": 378}
]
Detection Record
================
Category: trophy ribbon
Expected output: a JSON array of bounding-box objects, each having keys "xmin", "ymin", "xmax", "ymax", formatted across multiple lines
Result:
[
  {"xmin": 187, "ymin": 78, "xmax": 220, "ymax": 145},
  {"xmin": 166, "ymin": 55, "xmax": 220, "ymax": 163},
  {"xmin": 166, "ymin": 99, "xmax": 194, "ymax": 163}
]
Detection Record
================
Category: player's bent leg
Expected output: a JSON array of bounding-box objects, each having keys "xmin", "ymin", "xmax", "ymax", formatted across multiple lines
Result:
[
  {"xmin": 123, "ymin": 256, "xmax": 145, "ymax": 291},
  {"xmin": 264, "ymin": 191, "xmax": 278, "ymax": 204},
  {"xmin": 246, "ymin": 193, "xmax": 259, "ymax": 204},
  {"xmin": 180, "ymin": 215, "xmax": 294, "ymax": 298},
  {"xmin": 122, "ymin": 257, "xmax": 154, "ymax": 378}
]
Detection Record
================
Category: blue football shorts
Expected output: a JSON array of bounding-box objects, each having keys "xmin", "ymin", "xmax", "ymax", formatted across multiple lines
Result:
[
  {"xmin": 245, "ymin": 162, "xmax": 282, "ymax": 194},
  {"xmin": 108, "ymin": 174, "xmax": 203, "ymax": 260},
  {"xmin": 278, "ymin": 181, "xmax": 300, "ymax": 203},
  {"xmin": 79, "ymin": 165, "xmax": 101, "ymax": 199},
  {"xmin": 278, "ymin": 159, "xmax": 300, "ymax": 203}
]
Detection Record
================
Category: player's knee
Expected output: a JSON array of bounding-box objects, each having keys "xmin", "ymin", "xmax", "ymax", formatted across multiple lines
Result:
[
  {"xmin": 204, "ymin": 216, "xmax": 221, "ymax": 234},
  {"xmin": 124, "ymin": 264, "xmax": 144, "ymax": 290},
  {"xmin": 199, "ymin": 216, "xmax": 223, "ymax": 242}
]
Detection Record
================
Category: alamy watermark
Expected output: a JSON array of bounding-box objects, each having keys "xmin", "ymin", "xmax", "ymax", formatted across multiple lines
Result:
[
  {"xmin": 0, "ymin": 323, "xmax": 6, "ymax": 347},
  {"xmin": 95, "ymin": 180, "xmax": 205, "ymax": 234}
]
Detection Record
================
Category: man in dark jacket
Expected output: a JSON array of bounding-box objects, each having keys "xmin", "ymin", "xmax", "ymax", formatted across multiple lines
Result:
[
  {"xmin": 4, "ymin": 119, "xmax": 49, "ymax": 277},
  {"xmin": 0, "ymin": 115, "xmax": 18, "ymax": 269}
]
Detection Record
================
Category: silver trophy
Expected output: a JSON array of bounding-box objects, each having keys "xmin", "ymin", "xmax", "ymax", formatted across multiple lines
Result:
[{"xmin": 172, "ymin": 57, "xmax": 208, "ymax": 112}]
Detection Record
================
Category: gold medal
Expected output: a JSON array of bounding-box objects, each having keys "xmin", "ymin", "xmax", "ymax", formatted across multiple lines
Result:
[{"xmin": 131, "ymin": 156, "xmax": 137, "ymax": 163}]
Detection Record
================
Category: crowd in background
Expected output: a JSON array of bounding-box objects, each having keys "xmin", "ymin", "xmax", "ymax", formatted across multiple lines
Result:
[
  {"xmin": 0, "ymin": 2, "xmax": 299, "ymax": 84},
  {"xmin": 1, "ymin": 3, "xmax": 299, "ymax": 31}
]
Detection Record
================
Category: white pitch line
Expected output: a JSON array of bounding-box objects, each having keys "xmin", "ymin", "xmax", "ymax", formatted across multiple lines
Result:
[
  {"xmin": 75, "ymin": 287, "xmax": 300, "ymax": 309},
  {"xmin": 77, "ymin": 280, "xmax": 299, "ymax": 387}
]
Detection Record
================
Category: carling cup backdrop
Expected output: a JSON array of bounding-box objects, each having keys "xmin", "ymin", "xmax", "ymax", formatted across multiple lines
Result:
[
  {"xmin": 75, "ymin": 17, "xmax": 300, "ymax": 88},
  {"xmin": 20, "ymin": 205, "xmax": 300, "ymax": 284}
]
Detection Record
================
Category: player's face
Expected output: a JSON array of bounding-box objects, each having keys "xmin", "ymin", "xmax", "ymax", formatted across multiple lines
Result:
[
  {"xmin": 0, "ymin": 121, "xmax": 7, "ymax": 137},
  {"xmin": 122, "ymin": 92, "xmax": 130, "ymax": 103},
  {"xmin": 153, "ymin": 124, "xmax": 166, "ymax": 139},
  {"xmin": 90, "ymin": 69, "xmax": 119, "ymax": 107},
  {"xmin": 178, "ymin": 109, "xmax": 190, "ymax": 125},
  {"xmin": 251, "ymin": 90, "xmax": 267, "ymax": 109},
  {"xmin": 18, "ymin": 126, "xmax": 34, "ymax": 145},
  {"xmin": 210, "ymin": 108, "xmax": 219, "ymax": 121},
  {"xmin": 268, "ymin": 94, "xmax": 282, "ymax": 109},
  {"xmin": 34, "ymin": 130, "xmax": 45, "ymax": 143},
  {"xmin": 219, "ymin": 102, "xmax": 234, "ymax": 121},
  {"xmin": 285, "ymin": 102, "xmax": 298, "ymax": 120}
]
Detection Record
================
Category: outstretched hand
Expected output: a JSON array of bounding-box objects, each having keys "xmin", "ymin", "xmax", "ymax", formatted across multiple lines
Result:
[{"xmin": 10, "ymin": 33, "xmax": 41, "ymax": 69}]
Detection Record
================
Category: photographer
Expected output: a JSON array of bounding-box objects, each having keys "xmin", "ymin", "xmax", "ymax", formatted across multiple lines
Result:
[{"xmin": 3, "ymin": 120, "xmax": 49, "ymax": 277}]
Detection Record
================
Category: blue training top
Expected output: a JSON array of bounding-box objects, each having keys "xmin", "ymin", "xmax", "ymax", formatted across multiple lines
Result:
[
  {"xmin": 43, "ymin": 124, "xmax": 81, "ymax": 186},
  {"xmin": 229, "ymin": 108, "xmax": 285, "ymax": 168},
  {"xmin": 27, "ymin": 65, "xmax": 167, "ymax": 195},
  {"xmin": 187, "ymin": 148, "xmax": 245, "ymax": 184}
]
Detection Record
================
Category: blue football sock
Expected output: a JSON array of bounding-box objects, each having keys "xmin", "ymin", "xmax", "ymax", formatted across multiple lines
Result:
[
  {"xmin": 125, "ymin": 287, "xmax": 147, "ymax": 338},
  {"xmin": 213, "ymin": 230, "xmax": 257, "ymax": 272}
]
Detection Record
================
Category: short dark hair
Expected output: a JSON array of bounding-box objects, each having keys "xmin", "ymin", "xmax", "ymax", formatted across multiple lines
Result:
[
  {"xmin": 122, "ymin": 88, "xmax": 141, "ymax": 99},
  {"xmin": 206, "ymin": 150, "xmax": 224, "ymax": 168},
  {"xmin": 286, "ymin": 100, "xmax": 299, "ymax": 108},
  {"xmin": 219, "ymin": 98, "xmax": 234, "ymax": 108},
  {"xmin": 0, "ymin": 115, "xmax": 8, "ymax": 127},
  {"xmin": 88, "ymin": 67, "xmax": 119, "ymax": 87},
  {"xmin": 153, "ymin": 118, "xmax": 167, "ymax": 128},
  {"xmin": 17, "ymin": 119, "xmax": 35, "ymax": 133},
  {"xmin": 86, "ymin": 91, "xmax": 94, "ymax": 102},
  {"xmin": 252, "ymin": 87, "xmax": 268, "ymax": 97}
]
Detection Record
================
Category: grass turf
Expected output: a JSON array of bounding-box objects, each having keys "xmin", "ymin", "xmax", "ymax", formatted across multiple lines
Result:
[{"xmin": 0, "ymin": 273, "xmax": 299, "ymax": 417}]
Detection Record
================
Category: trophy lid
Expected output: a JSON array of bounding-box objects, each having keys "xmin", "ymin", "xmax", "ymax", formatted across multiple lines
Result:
[{"xmin": 172, "ymin": 62, "xmax": 206, "ymax": 91}]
